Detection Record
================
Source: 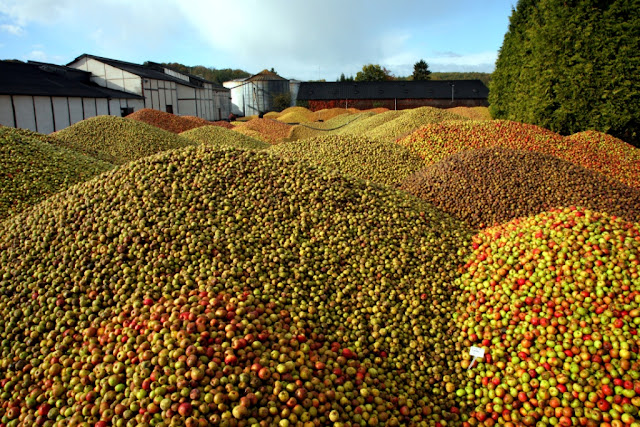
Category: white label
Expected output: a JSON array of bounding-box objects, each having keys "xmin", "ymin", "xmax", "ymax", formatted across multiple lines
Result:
[{"xmin": 469, "ymin": 346, "xmax": 485, "ymax": 358}]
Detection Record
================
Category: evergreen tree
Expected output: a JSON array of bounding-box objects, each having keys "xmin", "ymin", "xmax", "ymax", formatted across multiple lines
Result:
[
  {"xmin": 412, "ymin": 60, "xmax": 431, "ymax": 80},
  {"xmin": 490, "ymin": 0, "xmax": 640, "ymax": 146}
]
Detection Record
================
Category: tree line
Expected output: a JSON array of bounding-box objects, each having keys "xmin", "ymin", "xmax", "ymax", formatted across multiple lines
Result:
[
  {"xmin": 337, "ymin": 61, "xmax": 491, "ymax": 86},
  {"xmin": 490, "ymin": 0, "xmax": 639, "ymax": 146}
]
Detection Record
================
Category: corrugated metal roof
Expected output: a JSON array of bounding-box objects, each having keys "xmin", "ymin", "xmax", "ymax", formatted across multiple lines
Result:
[
  {"xmin": 248, "ymin": 69, "xmax": 288, "ymax": 82},
  {"xmin": 68, "ymin": 54, "xmax": 206, "ymax": 88},
  {"xmin": 297, "ymin": 80, "xmax": 489, "ymax": 100},
  {"xmin": 0, "ymin": 61, "xmax": 143, "ymax": 99}
]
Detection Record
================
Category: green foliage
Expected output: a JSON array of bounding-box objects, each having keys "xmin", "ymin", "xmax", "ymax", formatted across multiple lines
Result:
[
  {"xmin": 296, "ymin": 99, "xmax": 310, "ymax": 108},
  {"xmin": 412, "ymin": 60, "xmax": 432, "ymax": 80},
  {"xmin": 355, "ymin": 64, "xmax": 394, "ymax": 82},
  {"xmin": 160, "ymin": 62, "xmax": 250, "ymax": 85},
  {"xmin": 338, "ymin": 73, "xmax": 355, "ymax": 82},
  {"xmin": 272, "ymin": 92, "xmax": 292, "ymax": 112},
  {"xmin": 431, "ymin": 72, "xmax": 491, "ymax": 87},
  {"xmin": 490, "ymin": 0, "xmax": 640, "ymax": 146}
]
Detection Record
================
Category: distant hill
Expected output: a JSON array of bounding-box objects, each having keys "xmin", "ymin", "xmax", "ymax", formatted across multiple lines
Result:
[{"xmin": 156, "ymin": 62, "xmax": 251, "ymax": 85}]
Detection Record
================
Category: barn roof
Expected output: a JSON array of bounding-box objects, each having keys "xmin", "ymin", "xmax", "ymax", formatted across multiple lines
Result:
[
  {"xmin": 296, "ymin": 80, "xmax": 489, "ymax": 100},
  {"xmin": 248, "ymin": 69, "xmax": 288, "ymax": 82},
  {"xmin": 0, "ymin": 61, "xmax": 143, "ymax": 99}
]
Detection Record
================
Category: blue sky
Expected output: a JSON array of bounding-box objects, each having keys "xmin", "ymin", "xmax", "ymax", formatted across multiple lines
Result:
[{"xmin": 0, "ymin": 0, "xmax": 516, "ymax": 81}]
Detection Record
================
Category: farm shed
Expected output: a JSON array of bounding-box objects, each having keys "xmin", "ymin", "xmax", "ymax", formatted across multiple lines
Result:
[
  {"xmin": 296, "ymin": 80, "xmax": 489, "ymax": 111},
  {"xmin": 0, "ymin": 61, "xmax": 143, "ymax": 133},
  {"xmin": 67, "ymin": 54, "xmax": 230, "ymax": 121},
  {"xmin": 223, "ymin": 70, "xmax": 290, "ymax": 117}
]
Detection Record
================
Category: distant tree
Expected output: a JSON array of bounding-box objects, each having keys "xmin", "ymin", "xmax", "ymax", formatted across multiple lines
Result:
[
  {"xmin": 338, "ymin": 73, "xmax": 355, "ymax": 82},
  {"xmin": 490, "ymin": 0, "xmax": 640, "ymax": 146},
  {"xmin": 355, "ymin": 64, "xmax": 394, "ymax": 82},
  {"xmin": 269, "ymin": 67, "xmax": 276, "ymax": 74},
  {"xmin": 272, "ymin": 92, "xmax": 291, "ymax": 112},
  {"xmin": 412, "ymin": 60, "xmax": 431, "ymax": 80},
  {"xmin": 431, "ymin": 72, "xmax": 492, "ymax": 87},
  {"xmin": 159, "ymin": 62, "xmax": 250, "ymax": 85}
]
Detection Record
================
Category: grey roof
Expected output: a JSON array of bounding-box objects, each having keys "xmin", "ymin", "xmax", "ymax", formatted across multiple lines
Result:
[
  {"xmin": 68, "ymin": 55, "xmax": 228, "ymax": 92},
  {"xmin": 248, "ymin": 69, "xmax": 288, "ymax": 82},
  {"xmin": 0, "ymin": 61, "xmax": 143, "ymax": 99},
  {"xmin": 68, "ymin": 55, "xmax": 198, "ymax": 89},
  {"xmin": 297, "ymin": 80, "xmax": 489, "ymax": 100}
]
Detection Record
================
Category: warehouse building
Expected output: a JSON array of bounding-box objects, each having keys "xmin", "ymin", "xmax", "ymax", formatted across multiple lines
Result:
[
  {"xmin": 296, "ymin": 80, "xmax": 489, "ymax": 111},
  {"xmin": 0, "ymin": 61, "xmax": 143, "ymax": 133},
  {"xmin": 68, "ymin": 55, "xmax": 231, "ymax": 121}
]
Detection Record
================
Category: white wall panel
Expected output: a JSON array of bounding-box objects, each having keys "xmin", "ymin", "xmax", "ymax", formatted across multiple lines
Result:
[
  {"xmin": 0, "ymin": 96, "xmax": 14, "ymax": 127},
  {"xmin": 83, "ymin": 98, "xmax": 97, "ymax": 119},
  {"xmin": 68, "ymin": 56, "xmax": 89, "ymax": 71},
  {"xmin": 176, "ymin": 84, "xmax": 193, "ymax": 99},
  {"xmin": 96, "ymin": 99, "xmax": 109, "ymax": 116},
  {"xmin": 52, "ymin": 97, "xmax": 70, "ymax": 130},
  {"xmin": 13, "ymin": 96, "xmax": 37, "ymax": 131},
  {"xmin": 109, "ymin": 99, "xmax": 121, "ymax": 116},
  {"xmin": 178, "ymin": 100, "xmax": 196, "ymax": 116},
  {"xmin": 68, "ymin": 98, "xmax": 84, "ymax": 125},
  {"xmin": 34, "ymin": 96, "xmax": 54, "ymax": 134}
]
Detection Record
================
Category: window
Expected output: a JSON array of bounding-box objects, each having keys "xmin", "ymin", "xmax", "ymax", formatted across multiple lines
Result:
[
  {"xmin": 120, "ymin": 107, "xmax": 134, "ymax": 117},
  {"xmin": 166, "ymin": 105, "xmax": 173, "ymax": 114}
]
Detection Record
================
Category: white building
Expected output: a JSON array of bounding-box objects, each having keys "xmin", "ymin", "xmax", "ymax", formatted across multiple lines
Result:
[
  {"xmin": 223, "ymin": 77, "xmax": 249, "ymax": 116},
  {"xmin": 68, "ymin": 54, "xmax": 230, "ymax": 121},
  {"xmin": 0, "ymin": 61, "xmax": 143, "ymax": 133}
]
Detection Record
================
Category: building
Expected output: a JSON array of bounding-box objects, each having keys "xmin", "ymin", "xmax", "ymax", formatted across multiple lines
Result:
[
  {"xmin": 67, "ymin": 54, "xmax": 230, "ymax": 121},
  {"xmin": 296, "ymin": 80, "xmax": 489, "ymax": 111},
  {"xmin": 223, "ymin": 70, "xmax": 290, "ymax": 117},
  {"xmin": 223, "ymin": 77, "xmax": 249, "ymax": 116},
  {"xmin": 0, "ymin": 61, "xmax": 143, "ymax": 133}
]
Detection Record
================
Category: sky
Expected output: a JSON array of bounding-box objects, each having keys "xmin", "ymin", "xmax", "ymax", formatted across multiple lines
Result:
[{"xmin": 0, "ymin": 0, "xmax": 516, "ymax": 81}]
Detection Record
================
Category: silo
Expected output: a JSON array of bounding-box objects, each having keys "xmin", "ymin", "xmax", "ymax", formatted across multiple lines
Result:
[
  {"xmin": 242, "ymin": 70, "xmax": 289, "ymax": 116},
  {"xmin": 289, "ymin": 80, "xmax": 302, "ymax": 107}
]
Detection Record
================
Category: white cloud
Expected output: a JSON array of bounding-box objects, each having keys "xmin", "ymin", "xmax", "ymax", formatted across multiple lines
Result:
[
  {"xmin": 22, "ymin": 49, "xmax": 65, "ymax": 63},
  {"xmin": 427, "ymin": 51, "xmax": 497, "ymax": 71},
  {"xmin": 0, "ymin": 24, "xmax": 24, "ymax": 35}
]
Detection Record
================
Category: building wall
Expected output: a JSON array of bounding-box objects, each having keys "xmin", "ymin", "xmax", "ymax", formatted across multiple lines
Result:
[
  {"xmin": 69, "ymin": 57, "xmax": 143, "ymax": 96},
  {"xmin": 0, "ymin": 94, "xmax": 142, "ymax": 133},
  {"xmin": 306, "ymin": 98, "xmax": 489, "ymax": 111},
  {"xmin": 68, "ymin": 57, "xmax": 230, "ymax": 120},
  {"xmin": 223, "ymin": 81, "xmax": 245, "ymax": 116}
]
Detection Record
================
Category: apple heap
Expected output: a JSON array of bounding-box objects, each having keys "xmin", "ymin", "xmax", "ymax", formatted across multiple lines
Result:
[
  {"xmin": 565, "ymin": 131, "xmax": 640, "ymax": 190},
  {"xmin": 180, "ymin": 126, "xmax": 269, "ymax": 151},
  {"xmin": 453, "ymin": 207, "xmax": 640, "ymax": 426},
  {"xmin": 126, "ymin": 109, "xmax": 223, "ymax": 134},
  {"xmin": 0, "ymin": 127, "xmax": 114, "ymax": 221},
  {"xmin": 365, "ymin": 106, "xmax": 468, "ymax": 142},
  {"xmin": 0, "ymin": 146, "xmax": 473, "ymax": 426},
  {"xmin": 232, "ymin": 119, "xmax": 292, "ymax": 144},
  {"xmin": 269, "ymin": 134, "xmax": 425, "ymax": 187},
  {"xmin": 53, "ymin": 116, "xmax": 196, "ymax": 165},
  {"xmin": 399, "ymin": 147, "xmax": 640, "ymax": 229}
]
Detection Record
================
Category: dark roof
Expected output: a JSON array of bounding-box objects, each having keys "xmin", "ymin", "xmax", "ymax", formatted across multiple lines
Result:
[
  {"xmin": 0, "ymin": 61, "xmax": 143, "ymax": 99},
  {"xmin": 248, "ymin": 69, "xmax": 288, "ymax": 82},
  {"xmin": 69, "ymin": 54, "xmax": 200, "ymax": 88},
  {"xmin": 69, "ymin": 55, "xmax": 228, "ymax": 91},
  {"xmin": 297, "ymin": 80, "xmax": 489, "ymax": 100}
]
